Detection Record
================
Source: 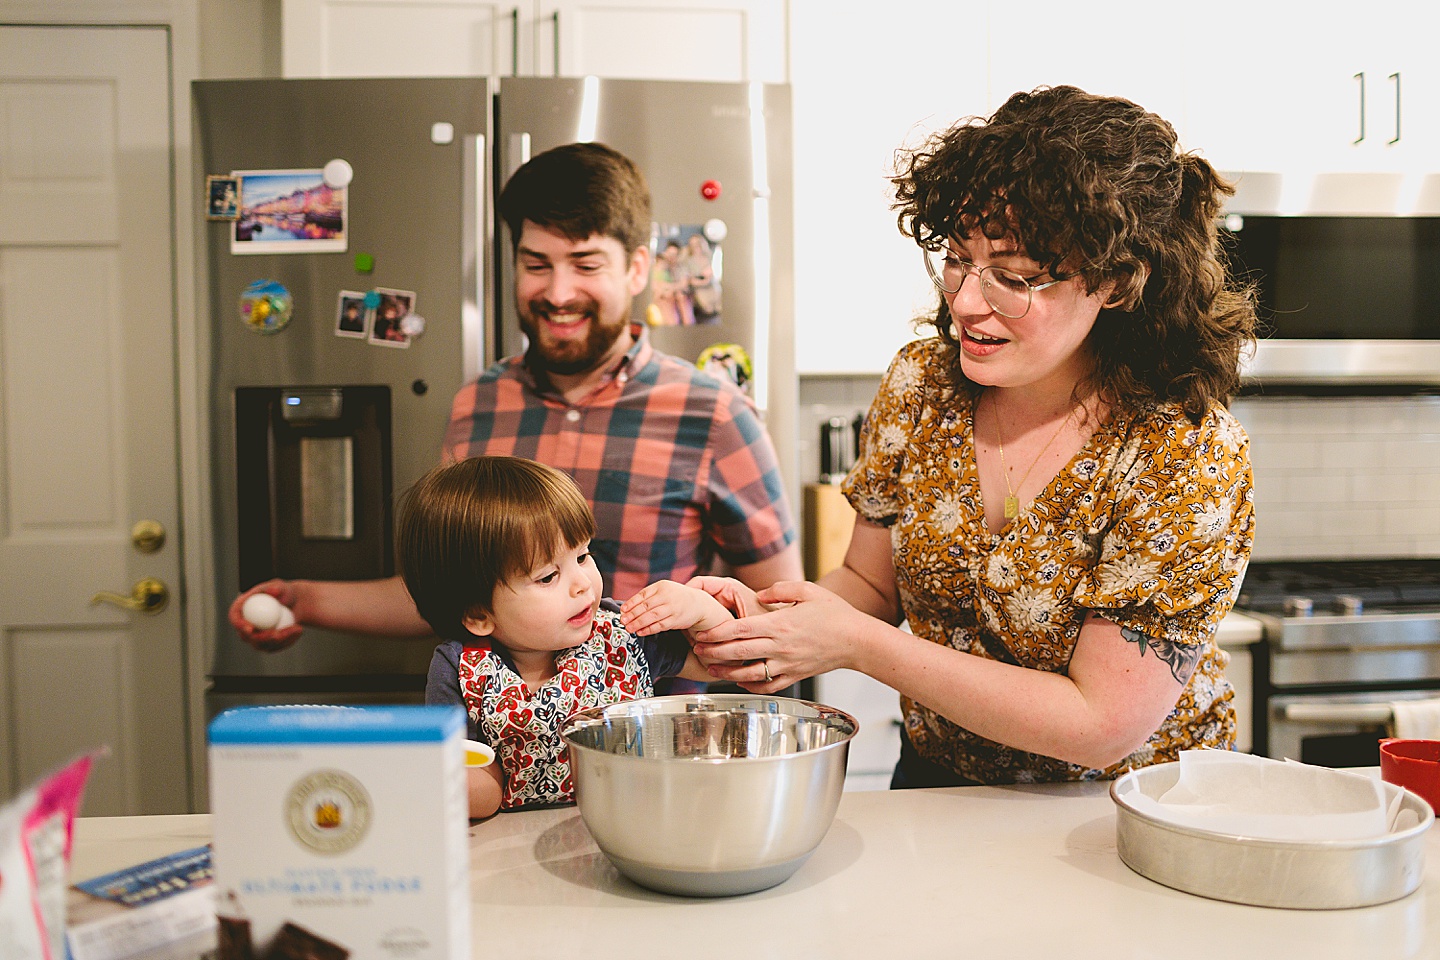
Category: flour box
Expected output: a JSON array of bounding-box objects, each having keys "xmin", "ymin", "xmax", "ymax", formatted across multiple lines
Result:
[{"xmin": 208, "ymin": 705, "xmax": 470, "ymax": 960}]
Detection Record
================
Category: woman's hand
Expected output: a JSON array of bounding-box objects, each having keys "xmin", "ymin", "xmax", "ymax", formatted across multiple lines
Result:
[
  {"xmin": 691, "ymin": 580, "xmax": 869, "ymax": 692},
  {"xmin": 229, "ymin": 580, "xmax": 304, "ymax": 652}
]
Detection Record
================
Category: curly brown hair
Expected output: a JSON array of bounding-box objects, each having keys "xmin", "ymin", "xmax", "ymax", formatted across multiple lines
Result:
[{"xmin": 892, "ymin": 85, "xmax": 1256, "ymax": 420}]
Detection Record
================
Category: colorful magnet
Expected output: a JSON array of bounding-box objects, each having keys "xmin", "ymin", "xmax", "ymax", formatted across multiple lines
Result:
[
  {"xmin": 703, "ymin": 218, "xmax": 728, "ymax": 243},
  {"xmin": 238, "ymin": 279, "xmax": 294, "ymax": 334},
  {"xmin": 697, "ymin": 342, "xmax": 752, "ymax": 392},
  {"xmin": 323, "ymin": 158, "xmax": 353, "ymax": 188},
  {"xmin": 206, "ymin": 175, "xmax": 241, "ymax": 221},
  {"xmin": 354, "ymin": 253, "xmax": 375, "ymax": 273},
  {"xmin": 399, "ymin": 313, "xmax": 426, "ymax": 338},
  {"xmin": 363, "ymin": 290, "xmax": 382, "ymax": 309},
  {"xmin": 431, "ymin": 122, "xmax": 455, "ymax": 145},
  {"xmin": 700, "ymin": 179, "xmax": 722, "ymax": 201}
]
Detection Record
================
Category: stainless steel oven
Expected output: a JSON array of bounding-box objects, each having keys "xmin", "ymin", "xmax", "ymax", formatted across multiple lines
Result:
[
  {"xmin": 1237, "ymin": 560, "xmax": 1440, "ymax": 766},
  {"xmin": 1220, "ymin": 171, "xmax": 1440, "ymax": 386}
]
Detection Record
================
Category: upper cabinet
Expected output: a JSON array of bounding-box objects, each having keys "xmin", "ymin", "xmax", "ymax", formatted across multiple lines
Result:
[
  {"xmin": 283, "ymin": 1, "xmax": 528, "ymax": 77},
  {"xmin": 1182, "ymin": 3, "xmax": 1439, "ymax": 174},
  {"xmin": 535, "ymin": 0, "xmax": 786, "ymax": 82},
  {"xmin": 789, "ymin": 0, "xmax": 985, "ymax": 374},
  {"xmin": 281, "ymin": 0, "xmax": 786, "ymax": 82}
]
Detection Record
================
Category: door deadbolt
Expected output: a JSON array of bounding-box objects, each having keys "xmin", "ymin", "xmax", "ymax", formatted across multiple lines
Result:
[{"xmin": 131, "ymin": 519, "xmax": 165, "ymax": 553}]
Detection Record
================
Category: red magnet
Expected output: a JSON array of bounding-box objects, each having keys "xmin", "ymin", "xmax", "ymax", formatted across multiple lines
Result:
[{"xmin": 700, "ymin": 180, "xmax": 722, "ymax": 201}]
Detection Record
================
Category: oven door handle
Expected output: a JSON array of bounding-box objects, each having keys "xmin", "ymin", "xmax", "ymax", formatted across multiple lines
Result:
[{"xmin": 1280, "ymin": 703, "xmax": 1393, "ymax": 724}]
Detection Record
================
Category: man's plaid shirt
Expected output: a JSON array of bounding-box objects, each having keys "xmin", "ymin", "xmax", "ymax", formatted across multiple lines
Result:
[{"xmin": 442, "ymin": 327, "xmax": 796, "ymax": 600}]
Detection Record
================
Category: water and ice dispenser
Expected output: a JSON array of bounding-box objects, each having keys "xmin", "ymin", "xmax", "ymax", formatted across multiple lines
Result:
[{"xmin": 233, "ymin": 386, "xmax": 393, "ymax": 588}]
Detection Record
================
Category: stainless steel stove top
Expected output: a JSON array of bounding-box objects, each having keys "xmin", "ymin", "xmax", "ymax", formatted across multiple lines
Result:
[{"xmin": 1237, "ymin": 559, "xmax": 1440, "ymax": 679}]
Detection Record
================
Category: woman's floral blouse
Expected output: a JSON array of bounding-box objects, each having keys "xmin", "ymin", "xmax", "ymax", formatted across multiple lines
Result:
[{"xmin": 843, "ymin": 338, "xmax": 1255, "ymax": 783}]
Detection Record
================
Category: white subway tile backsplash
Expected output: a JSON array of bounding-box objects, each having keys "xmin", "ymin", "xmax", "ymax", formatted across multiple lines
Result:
[
  {"xmin": 1248, "ymin": 437, "xmax": 1323, "ymax": 473},
  {"xmin": 1348, "ymin": 473, "xmax": 1415, "ymax": 503},
  {"xmin": 1242, "ymin": 395, "xmax": 1440, "ymax": 561},
  {"xmin": 1282, "ymin": 473, "xmax": 1349, "ymax": 504}
]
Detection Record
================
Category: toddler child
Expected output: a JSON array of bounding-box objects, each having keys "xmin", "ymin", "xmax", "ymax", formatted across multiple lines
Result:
[{"xmin": 400, "ymin": 456, "xmax": 731, "ymax": 818}]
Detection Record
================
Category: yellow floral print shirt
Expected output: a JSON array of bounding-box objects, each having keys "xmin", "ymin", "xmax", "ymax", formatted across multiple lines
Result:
[{"xmin": 843, "ymin": 339, "xmax": 1255, "ymax": 784}]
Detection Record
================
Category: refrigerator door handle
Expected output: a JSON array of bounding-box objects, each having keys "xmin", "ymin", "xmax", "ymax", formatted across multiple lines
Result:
[
  {"xmin": 462, "ymin": 133, "xmax": 490, "ymax": 376},
  {"xmin": 506, "ymin": 132, "xmax": 532, "ymax": 185}
]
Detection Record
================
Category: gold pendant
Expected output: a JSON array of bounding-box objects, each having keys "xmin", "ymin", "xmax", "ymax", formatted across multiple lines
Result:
[{"xmin": 1004, "ymin": 495, "xmax": 1019, "ymax": 519}]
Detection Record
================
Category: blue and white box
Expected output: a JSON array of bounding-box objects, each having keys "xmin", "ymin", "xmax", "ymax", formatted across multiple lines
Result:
[{"xmin": 208, "ymin": 705, "xmax": 470, "ymax": 959}]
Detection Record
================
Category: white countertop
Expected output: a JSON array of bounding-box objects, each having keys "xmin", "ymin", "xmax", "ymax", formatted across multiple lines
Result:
[
  {"xmin": 72, "ymin": 773, "xmax": 1439, "ymax": 960},
  {"xmin": 1217, "ymin": 610, "xmax": 1264, "ymax": 647}
]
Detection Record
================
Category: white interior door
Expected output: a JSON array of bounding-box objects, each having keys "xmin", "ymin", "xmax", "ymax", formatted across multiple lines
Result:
[{"xmin": 0, "ymin": 24, "xmax": 188, "ymax": 815}]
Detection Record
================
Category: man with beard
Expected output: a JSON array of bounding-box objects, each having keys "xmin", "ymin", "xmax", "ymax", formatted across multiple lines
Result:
[{"xmin": 229, "ymin": 143, "xmax": 799, "ymax": 669}]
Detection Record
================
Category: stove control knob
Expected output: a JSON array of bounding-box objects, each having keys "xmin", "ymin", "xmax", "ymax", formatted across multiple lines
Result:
[
  {"xmin": 1332, "ymin": 594, "xmax": 1364, "ymax": 616},
  {"xmin": 1283, "ymin": 596, "xmax": 1314, "ymax": 617}
]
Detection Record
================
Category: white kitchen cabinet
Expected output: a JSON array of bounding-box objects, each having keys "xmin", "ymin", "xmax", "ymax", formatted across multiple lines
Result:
[
  {"xmin": 985, "ymin": 1, "xmax": 1188, "ymax": 132},
  {"xmin": 282, "ymin": 0, "xmax": 786, "ymax": 82},
  {"xmin": 789, "ymin": 0, "xmax": 983, "ymax": 374},
  {"xmin": 813, "ymin": 668, "xmax": 902, "ymax": 791},
  {"xmin": 535, "ymin": 0, "xmax": 786, "ymax": 82},
  {"xmin": 1183, "ymin": 2, "xmax": 1440, "ymax": 174},
  {"xmin": 283, "ymin": 0, "xmax": 533, "ymax": 78}
]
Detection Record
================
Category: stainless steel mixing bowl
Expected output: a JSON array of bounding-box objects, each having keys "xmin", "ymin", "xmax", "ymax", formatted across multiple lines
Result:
[{"xmin": 560, "ymin": 694, "xmax": 858, "ymax": 897}]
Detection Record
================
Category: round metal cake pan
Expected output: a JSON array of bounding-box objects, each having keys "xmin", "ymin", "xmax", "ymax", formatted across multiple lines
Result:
[{"xmin": 1111, "ymin": 762, "xmax": 1433, "ymax": 909}]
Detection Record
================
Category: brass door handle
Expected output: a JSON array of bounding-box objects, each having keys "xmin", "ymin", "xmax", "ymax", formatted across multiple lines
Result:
[{"xmin": 91, "ymin": 577, "xmax": 169, "ymax": 614}]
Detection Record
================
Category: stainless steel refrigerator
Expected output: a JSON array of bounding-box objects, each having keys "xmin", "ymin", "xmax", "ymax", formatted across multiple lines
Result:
[{"xmin": 194, "ymin": 77, "xmax": 795, "ymax": 717}]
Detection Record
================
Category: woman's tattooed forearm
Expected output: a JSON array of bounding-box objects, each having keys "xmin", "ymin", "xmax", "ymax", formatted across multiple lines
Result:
[{"xmin": 1120, "ymin": 627, "xmax": 1200, "ymax": 685}]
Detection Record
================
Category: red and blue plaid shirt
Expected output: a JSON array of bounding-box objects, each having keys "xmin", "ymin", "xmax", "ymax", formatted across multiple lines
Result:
[{"xmin": 442, "ymin": 325, "xmax": 796, "ymax": 601}]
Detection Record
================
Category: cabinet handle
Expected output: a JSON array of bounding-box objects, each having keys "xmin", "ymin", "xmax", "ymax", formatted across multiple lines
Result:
[
  {"xmin": 1389, "ymin": 71, "xmax": 1401, "ymax": 144},
  {"xmin": 1353, "ymin": 71, "xmax": 1365, "ymax": 144},
  {"xmin": 509, "ymin": 8, "xmax": 519, "ymax": 77},
  {"xmin": 1281, "ymin": 702, "xmax": 1391, "ymax": 724},
  {"xmin": 551, "ymin": 10, "xmax": 561, "ymax": 77}
]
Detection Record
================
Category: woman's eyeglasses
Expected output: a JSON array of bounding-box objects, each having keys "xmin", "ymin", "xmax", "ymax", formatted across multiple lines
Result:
[{"xmin": 922, "ymin": 246, "xmax": 1067, "ymax": 320}]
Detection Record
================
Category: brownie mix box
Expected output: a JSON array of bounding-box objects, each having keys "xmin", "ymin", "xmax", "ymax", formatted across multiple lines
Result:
[{"xmin": 208, "ymin": 706, "xmax": 470, "ymax": 960}]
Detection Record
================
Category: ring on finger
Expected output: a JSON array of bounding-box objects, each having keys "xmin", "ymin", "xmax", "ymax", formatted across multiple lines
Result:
[{"xmin": 762, "ymin": 659, "xmax": 772, "ymax": 683}]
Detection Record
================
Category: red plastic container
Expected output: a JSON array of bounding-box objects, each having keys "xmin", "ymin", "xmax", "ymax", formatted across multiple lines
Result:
[{"xmin": 1380, "ymin": 738, "xmax": 1440, "ymax": 814}]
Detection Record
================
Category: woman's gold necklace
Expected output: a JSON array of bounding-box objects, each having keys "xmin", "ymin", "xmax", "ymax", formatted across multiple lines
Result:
[{"xmin": 991, "ymin": 391, "xmax": 1075, "ymax": 520}]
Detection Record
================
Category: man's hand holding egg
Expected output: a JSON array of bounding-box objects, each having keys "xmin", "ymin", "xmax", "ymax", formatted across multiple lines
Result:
[
  {"xmin": 241, "ymin": 592, "xmax": 296, "ymax": 631},
  {"xmin": 231, "ymin": 582, "xmax": 302, "ymax": 652}
]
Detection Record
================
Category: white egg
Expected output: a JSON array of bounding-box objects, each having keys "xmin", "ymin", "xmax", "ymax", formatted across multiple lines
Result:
[
  {"xmin": 241, "ymin": 592, "xmax": 285, "ymax": 630},
  {"xmin": 275, "ymin": 606, "xmax": 296, "ymax": 630}
]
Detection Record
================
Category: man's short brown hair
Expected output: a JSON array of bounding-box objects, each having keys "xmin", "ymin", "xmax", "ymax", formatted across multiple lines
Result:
[
  {"xmin": 497, "ymin": 141, "xmax": 652, "ymax": 254},
  {"xmin": 396, "ymin": 456, "xmax": 595, "ymax": 644}
]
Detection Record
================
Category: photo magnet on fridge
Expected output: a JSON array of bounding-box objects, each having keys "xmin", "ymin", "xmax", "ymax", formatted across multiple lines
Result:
[
  {"xmin": 335, "ymin": 290, "xmax": 368, "ymax": 339},
  {"xmin": 367, "ymin": 287, "xmax": 417, "ymax": 348},
  {"xmin": 231, "ymin": 169, "xmax": 347, "ymax": 254},
  {"xmin": 206, "ymin": 175, "xmax": 242, "ymax": 221},
  {"xmin": 647, "ymin": 223, "xmax": 722, "ymax": 326}
]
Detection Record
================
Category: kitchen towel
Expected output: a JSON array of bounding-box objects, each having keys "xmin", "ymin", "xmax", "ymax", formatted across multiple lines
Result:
[
  {"xmin": 1122, "ymin": 750, "xmax": 1401, "ymax": 841},
  {"xmin": 1391, "ymin": 698, "xmax": 1440, "ymax": 739}
]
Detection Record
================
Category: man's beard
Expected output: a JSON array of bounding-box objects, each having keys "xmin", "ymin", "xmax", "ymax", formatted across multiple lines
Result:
[{"xmin": 519, "ymin": 295, "xmax": 629, "ymax": 375}]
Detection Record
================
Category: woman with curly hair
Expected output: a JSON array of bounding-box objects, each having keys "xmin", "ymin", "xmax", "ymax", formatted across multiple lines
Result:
[{"xmin": 684, "ymin": 86, "xmax": 1258, "ymax": 786}]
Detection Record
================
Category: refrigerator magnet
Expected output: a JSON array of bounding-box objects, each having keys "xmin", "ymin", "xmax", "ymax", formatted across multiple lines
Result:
[
  {"xmin": 697, "ymin": 342, "xmax": 751, "ymax": 393},
  {"xmin": 206, "ymin": 175, "xmax": 241, "ymax": 221},
  {"xmin": 239, "ymin": 280, "xmax": 294, "ymax": 335},
  {"xmin": 649, "ymin": 223, "xmax": 722, "ymax": 326},
  {"xmin": 368, "ymin": 287, "xmax": 417, "ymax": 348},
  {"xmin": 336, "ymin": 290, "xmax": 368, "ymax": 339},
  {"xmin": 230, "ymin": 169, "xmax": 347, "ymax": 255}
]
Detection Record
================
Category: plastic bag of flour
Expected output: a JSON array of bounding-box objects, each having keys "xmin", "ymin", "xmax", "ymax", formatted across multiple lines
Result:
[{"xmin": 0, "ymin": 753, "xmax": 99, "ymax": 959}]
